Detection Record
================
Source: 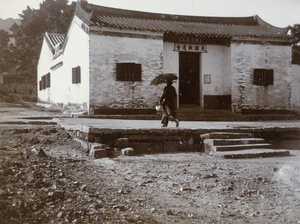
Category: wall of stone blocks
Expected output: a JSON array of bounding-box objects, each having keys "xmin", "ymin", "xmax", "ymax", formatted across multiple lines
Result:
[
  {"xmin": 291, "ymin": 64, "xmax": 300, "ymax": 113},
  {"xmin": 231, "ymin": 42, "xmax": 292, "ymax": 112},
  {"xmin": 89, "ymin": 32, "xmax": 164, "ymax": 112}
]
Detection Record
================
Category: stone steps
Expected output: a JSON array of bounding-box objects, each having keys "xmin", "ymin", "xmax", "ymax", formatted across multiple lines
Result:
[
  {"xmin": 200, "ymin": 132, "xmax": 290, "ymax": 159},
  {"xmin": 213, "ymin": 138, "xmax": 266, "ymax": 146},
  {"xmin": 201, "ymin": 132, "xmax": 254, "ymax": 140},
  {"xmin": 215, "ymin": 143, "xmax": 273, "ymax": 152},
  {"xmin": 215, "ymin": 149, "xmax": 291, "ymax": 159}
]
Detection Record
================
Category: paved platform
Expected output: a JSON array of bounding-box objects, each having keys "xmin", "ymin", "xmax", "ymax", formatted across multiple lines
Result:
[
  {"xmin": 1, "ymin": 101, "xmax": 299, "ymax": 133},
  {"xmin": 1, "ymin": 101, "xmax": 299, "ymax": 157}
]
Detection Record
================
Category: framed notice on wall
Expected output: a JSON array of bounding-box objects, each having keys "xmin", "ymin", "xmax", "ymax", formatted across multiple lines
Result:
[{"xmin": 204, "ymin": 74, "xmax": 211, "ymax": 84}]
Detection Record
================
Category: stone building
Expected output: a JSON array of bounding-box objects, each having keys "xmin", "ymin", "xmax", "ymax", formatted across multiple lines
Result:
[{"xmin": 37, "ymin": 0, "xmax": 293, "ymax": 115}]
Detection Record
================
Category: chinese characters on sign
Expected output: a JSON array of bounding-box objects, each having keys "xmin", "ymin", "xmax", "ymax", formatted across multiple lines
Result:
[
  {"xmin": 174, "ymin": 43, "xmax": 207, "ymax": 53},
  {"xmin": 177, "ymin": 37, "xmax": 202, "ymax": 43}
]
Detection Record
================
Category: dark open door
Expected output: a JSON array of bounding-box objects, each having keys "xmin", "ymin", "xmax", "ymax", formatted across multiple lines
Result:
[{"xmin": 179, "ymin": 52, "xmax": 200, "ymax": 106}]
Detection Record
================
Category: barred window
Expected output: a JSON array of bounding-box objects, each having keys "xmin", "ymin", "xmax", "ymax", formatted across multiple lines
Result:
[
  {"xmin": 72, "ymin": 66, "xmax": 81, "ymax": 84},
  {"xmin": 116, "ymin": 63, "xmax": 141, "ymax": 81},
  {"xmin": 253, "ymin": 69, "xmax": 273, "ymax": 86}
]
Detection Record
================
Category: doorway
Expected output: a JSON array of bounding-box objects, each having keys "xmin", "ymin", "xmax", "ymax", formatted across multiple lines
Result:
[{"xmin": 179, "ymin": 52, "xmax": 200, "ymax": 107}]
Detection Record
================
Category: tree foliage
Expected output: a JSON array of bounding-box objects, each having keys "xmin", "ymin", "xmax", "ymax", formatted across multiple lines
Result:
[
  {"xmin": 5, "ymin": 0, "xmax": 75, "ymax": 80},
  {"xmin": 0, "ymin": 30, "xmax": 11, "ymax": 73},
  {"xmin": 290, "ymin": 24, "xmax": 300, "ymax": 65},
  {"xmin": 0, "ymin": 29, "xmax": 19, "ymax": 75}
]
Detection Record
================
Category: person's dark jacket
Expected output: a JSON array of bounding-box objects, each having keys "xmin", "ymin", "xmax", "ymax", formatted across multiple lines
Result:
[{"xmin": 160, "ymin": 84, "xmax": 177, "ymax": 111}]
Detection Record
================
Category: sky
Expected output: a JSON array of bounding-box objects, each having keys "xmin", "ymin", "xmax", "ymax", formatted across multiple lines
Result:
[{"xmin": 0, "ymin": 0, "xmax": 299, "ymax": 28}]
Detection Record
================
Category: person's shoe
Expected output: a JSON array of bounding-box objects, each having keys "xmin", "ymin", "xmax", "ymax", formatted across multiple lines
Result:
[
  {"xmin": 175, "ymin": 119, "xmax": 179, "ymax": 127},
  {"xmin": 162, "ymin": 124, "xmax": 167, "ymax": 127}
]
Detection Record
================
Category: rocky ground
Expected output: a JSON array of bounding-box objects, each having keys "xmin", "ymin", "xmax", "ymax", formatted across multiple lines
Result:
[{"xmin": 0, "ymin": 100, "xmax": 300, "ymax": 223}]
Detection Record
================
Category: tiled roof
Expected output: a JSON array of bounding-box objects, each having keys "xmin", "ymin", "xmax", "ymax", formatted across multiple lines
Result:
[
  {"xmin": 92, "ymin": 14, "xmax": 288, "ymax": 39},
  {"xmin": 45, "ymin": 32, "xmax": 66, "ymax": 50},
  {"xmin": 77, "ymin": 1, "xmax": 291, "ymax": 40}
]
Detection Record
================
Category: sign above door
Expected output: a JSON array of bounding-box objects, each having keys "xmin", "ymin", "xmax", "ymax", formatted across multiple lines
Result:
[{"xmin": 174, "ymin": 43, "xmax": 207, "ymax": 53}]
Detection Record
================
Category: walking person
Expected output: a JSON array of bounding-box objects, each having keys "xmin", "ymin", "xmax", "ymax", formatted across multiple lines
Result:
[{"xmin": 160, "ymin": 80, "xmax": 179, "ymax": 127}]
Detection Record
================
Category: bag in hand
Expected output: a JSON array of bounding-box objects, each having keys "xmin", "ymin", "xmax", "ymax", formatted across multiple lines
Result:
[{"xmin": 155, "ymin": 104, "xmax": 163, "ymax": 112}]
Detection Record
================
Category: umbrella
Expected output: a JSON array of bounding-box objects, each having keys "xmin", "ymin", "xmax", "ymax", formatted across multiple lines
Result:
[{"xmin": 150, "ymin": 73, "xmax": 178, "ymax": 85}]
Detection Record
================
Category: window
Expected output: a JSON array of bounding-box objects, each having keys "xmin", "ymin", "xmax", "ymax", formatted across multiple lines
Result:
[
  {"xmin": 39, "ymin": 73, "xmax": 50, "ymax": 90},
  {"xmin": 46, "ymin": 73, "xmax": 50, "ymax": 88},
  {"xmin": 253, "ymin": 69, "xmax": 274, "ymax": 86},
  {"xmin": 39, "ymin": 73, "xmax": 51, "ymax": 90},
  {"xmin": 116, "ymin": 63, "xmax": 141, "ymax": 81},
  {"xmin": 72, "ymin": 66, "xmax": 81, "ymax": 84}
]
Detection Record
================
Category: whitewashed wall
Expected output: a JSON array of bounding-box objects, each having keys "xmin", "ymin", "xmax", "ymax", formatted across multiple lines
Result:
[
  {"xmin": 37, "ymin": 37, "xmax": 53, "ymax": 103},
  {"xmin": 37, "ymin": 16, "xmax": 90, "ymax": 111},
  {"xmin": 62, "ymin": 16, "xmax": 89, "ymax": 109},
  {"xmin": 202, "ymin": 45, "xmax": 231, "ymax": 96},
  {"xmin": 163, "ymin": 42, "xmax": 179, "ymax": 105}
]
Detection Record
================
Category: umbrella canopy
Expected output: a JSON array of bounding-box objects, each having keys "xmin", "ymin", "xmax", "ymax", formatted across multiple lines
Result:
[{"xmin": 150, "ymin": 73, "xmax": 178, "ymax": 85}]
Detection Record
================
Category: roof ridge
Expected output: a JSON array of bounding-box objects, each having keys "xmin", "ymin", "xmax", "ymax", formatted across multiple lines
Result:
[
  {"xmin": 80, "ymin": 1, "xmax": 258, "ymax": 26},
  {"xmin": 77, "ymin": 1, "xmax": 291, "ymax": 41}
]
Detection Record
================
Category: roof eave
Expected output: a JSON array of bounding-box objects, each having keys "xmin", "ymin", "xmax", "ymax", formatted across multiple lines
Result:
[
  {"xmin": 44, "ymin": 32, "xmax": 56, "ymax": 51},
  {"xmin": 232, "ymin": 36, "xmax": 293, "ymax": 44},
  {"xmin": 75, "ymin": 1, "xmax": 93, "ymax": 26},
  {"xmin": 254, "ymin": 15, "xmax": 290, "ymax": 34}
]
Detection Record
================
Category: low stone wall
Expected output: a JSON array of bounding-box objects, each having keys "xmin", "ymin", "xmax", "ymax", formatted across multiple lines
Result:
[
  {"xmin": 70, "ymin": 127, "xmax": 300, "ymax": 158},
  {"xmin": 87, "ymin": 129, "xmax": 203, "ymax": 154}
]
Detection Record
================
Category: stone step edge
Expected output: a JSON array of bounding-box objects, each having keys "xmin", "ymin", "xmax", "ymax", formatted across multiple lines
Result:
[
  {"xmin": 214, "ymin": 149, "xmax": 290, "ymax": 159},
  {"xmin": 213, "ymin": 138, "xmax": 266, "ymax": 146},
  {"xmin": 201, "ymin": 132, "xmax": 254, "ymax": 140},
  {"xmin": 215, "ymin": 143, "xmax": 272, "ymax": 151}
]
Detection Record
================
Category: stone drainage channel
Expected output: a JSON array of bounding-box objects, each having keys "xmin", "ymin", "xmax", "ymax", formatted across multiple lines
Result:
[{"xmin": 64, "ymin": 126, "xmax": 300, "ymax": 159}]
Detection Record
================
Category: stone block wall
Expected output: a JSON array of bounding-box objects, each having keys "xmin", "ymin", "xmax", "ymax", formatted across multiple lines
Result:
[
  {"xmin": 89, "ymin": 32, "xmax": 163, "ymax": 113},
  {"xmin": 291, "ymin": 64, "xmax": 300, "ymax": 113},
  {"xmin": 231, "ymin": 42, "xmax": 292, "ymax": 112}
]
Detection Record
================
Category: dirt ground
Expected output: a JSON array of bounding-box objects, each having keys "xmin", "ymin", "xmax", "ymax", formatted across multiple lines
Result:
[{"xmin": 1, "ymin": 101, "xmax": 300, "ymax": 223}]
